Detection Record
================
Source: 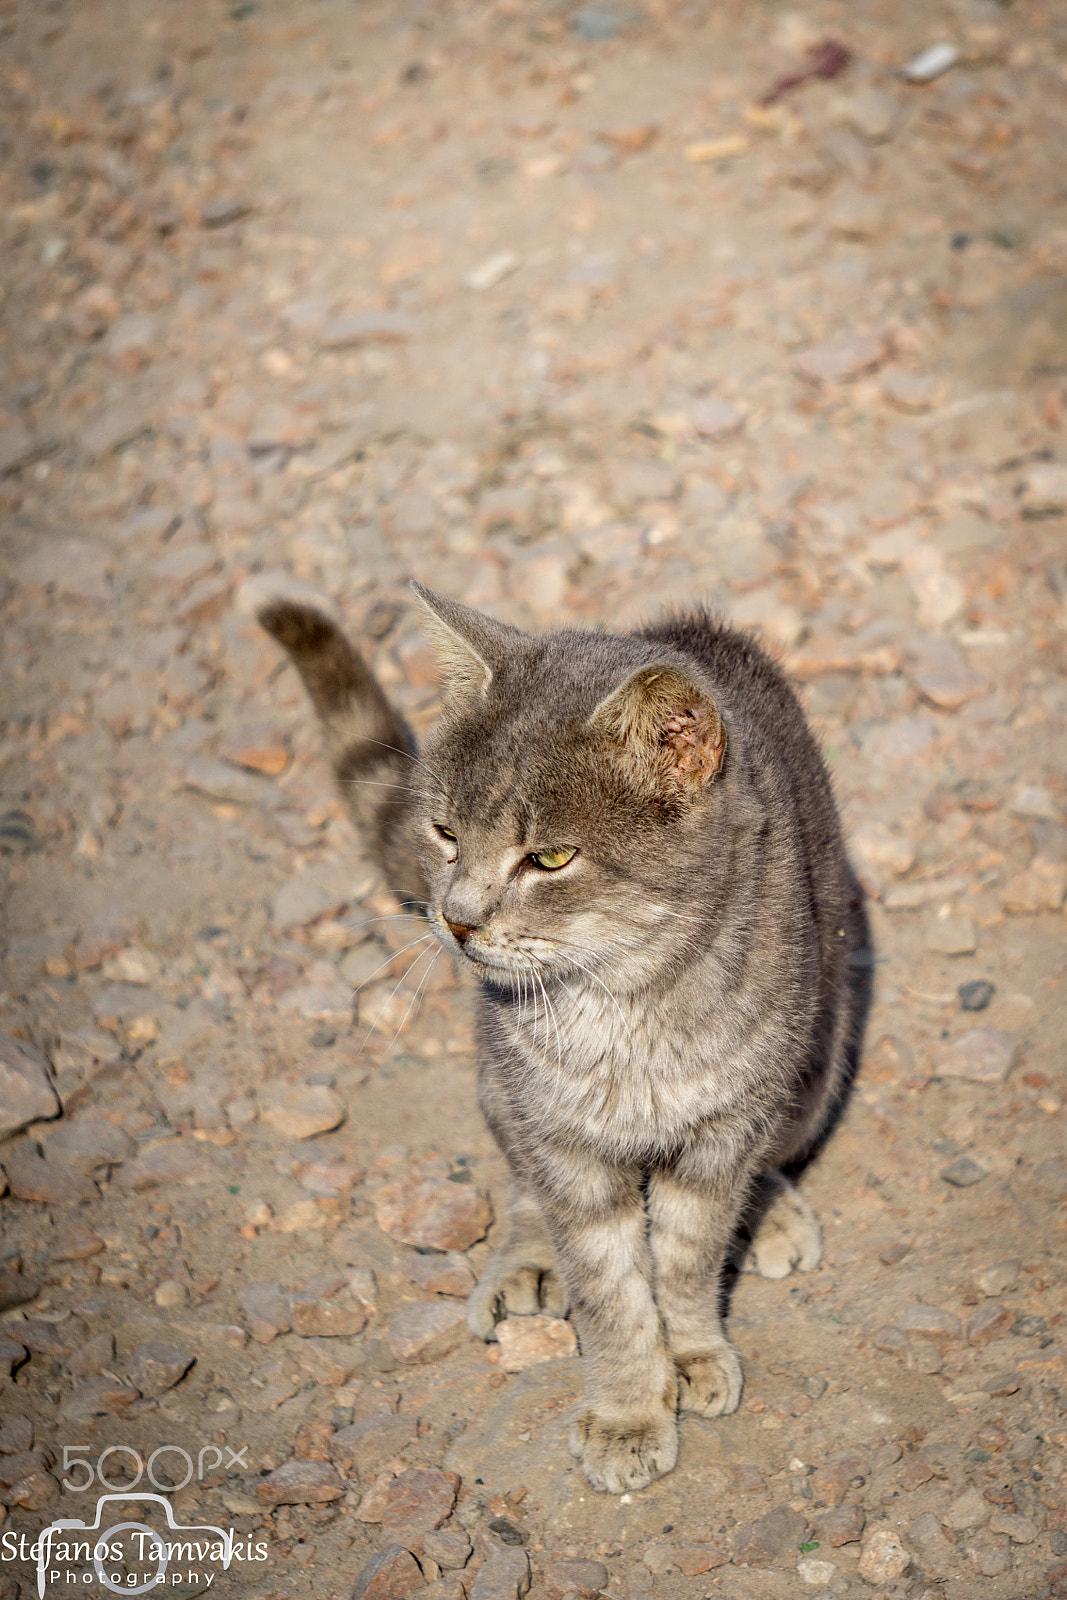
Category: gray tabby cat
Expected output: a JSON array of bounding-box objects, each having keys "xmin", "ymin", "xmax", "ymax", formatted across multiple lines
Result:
[{"xmin": 259, "ymin": 586, "xmax": 867, "ymax": 1493}]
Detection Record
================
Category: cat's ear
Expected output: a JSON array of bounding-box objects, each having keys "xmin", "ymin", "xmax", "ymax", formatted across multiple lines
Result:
[
  {"xmin": 589, "ymin": 664, "xmax": 727, "ymax": 793},
  {"xmin": 410, "ymin": 581, "xmax": 525, "ymax": 701}
]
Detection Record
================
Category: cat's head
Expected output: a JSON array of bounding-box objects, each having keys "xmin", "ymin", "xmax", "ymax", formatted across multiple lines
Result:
[{"xmin": 410, "ymin": 585, "xmax": 729, "ymax": 989}]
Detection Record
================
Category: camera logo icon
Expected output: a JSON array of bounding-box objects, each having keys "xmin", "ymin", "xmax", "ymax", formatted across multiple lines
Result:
[{"xmin": 36, "ymin": 1492, "xmax": 235, "ymax": 1597}]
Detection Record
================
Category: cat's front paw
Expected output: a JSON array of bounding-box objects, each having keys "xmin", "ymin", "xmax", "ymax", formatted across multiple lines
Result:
[
  {"xmin": 569, "ymin": 1406, "xmax": 679, "ymax": 1493},
  {"xmin": 467, "ymin": 1256, "xmax": 569, "ymax": 1339},
  {"xmin": 675, "ymin": 1345, "xmax": 743, "ymax": 1417}
]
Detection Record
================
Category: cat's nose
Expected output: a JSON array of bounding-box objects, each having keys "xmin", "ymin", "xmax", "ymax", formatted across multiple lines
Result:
[{"xmin": 445, "ymin": 918, "xmax": 476, "ymax": 947}]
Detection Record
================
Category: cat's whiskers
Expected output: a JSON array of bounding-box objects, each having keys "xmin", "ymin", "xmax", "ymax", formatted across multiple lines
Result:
[
  {"xmin": 344, "ymin": 779, "xmax": 441, "ymax": 805},
  {"xmin": 551, "ymin": 944, "xmax": 636, "ymax": 1045},
  {"xmin": 383, "ymin": 943, "xmax": 441, "ymax": 1053},
  {"xmin": 351, "ymin": 933, "xmax": 435, "ymax": 996},
  {"xmin": 357, "ymin": 736, "xmax": 451, "ymax": 801}
]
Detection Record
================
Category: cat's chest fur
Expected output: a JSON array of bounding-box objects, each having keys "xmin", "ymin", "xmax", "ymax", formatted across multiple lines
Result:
[{"xmin": 486, "ymin": 963, "xmax": 794, "ymax": 1158}]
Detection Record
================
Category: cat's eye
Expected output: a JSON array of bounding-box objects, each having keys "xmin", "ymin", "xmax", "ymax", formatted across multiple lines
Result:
[
  {"xmin": 434, "ymin": 824, "xmax": 457, "ymax": 842},
  {"xmin": 528, "ymin": 846, "xmax": 577, "ymax": 871}
]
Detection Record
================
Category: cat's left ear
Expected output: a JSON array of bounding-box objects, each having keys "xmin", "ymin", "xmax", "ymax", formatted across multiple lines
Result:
[
  {"xmin": 588, "ymin": 664, "xmax": 727, "ymax": 793},
  {"xmin": 410, "ymin": 581, "xmax": 527, "ymax": 702}
]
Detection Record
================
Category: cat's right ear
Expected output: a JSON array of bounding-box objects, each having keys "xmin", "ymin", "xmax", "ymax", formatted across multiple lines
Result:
[{"xmin": 410, "ymin": 582, "xmax": 525, "ymax": 702}]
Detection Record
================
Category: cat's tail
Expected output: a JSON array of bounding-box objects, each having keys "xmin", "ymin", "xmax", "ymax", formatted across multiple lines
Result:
[{"xmin": 256, "ymin": 596, "xmax": 429, "ymax": 909}]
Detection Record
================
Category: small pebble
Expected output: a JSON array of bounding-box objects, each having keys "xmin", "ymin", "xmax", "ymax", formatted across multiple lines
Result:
[
  {"xmin": 958, "ymin": 979, "xmax": 995, "ymax": 1012},
  {"xmin": 941, "ymin": 1154, "xmax": 989, "ymax": 1188}
]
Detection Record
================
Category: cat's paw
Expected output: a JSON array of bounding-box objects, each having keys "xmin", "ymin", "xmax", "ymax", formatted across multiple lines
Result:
[
  {"xmin": 741, "ymin": 1175, "xmax": 822, "ymax": 1280},
  {"xmin": 675, "ymin": 1345, "xmax": 743, "ymax": 1417},
  {"xmin": 466, "ymin": 1257, "xmax": 569, "ymax": 1339},
  {"xmin": 569, "ymin": 1406, "xmax": 679, "ymax": 1493}
]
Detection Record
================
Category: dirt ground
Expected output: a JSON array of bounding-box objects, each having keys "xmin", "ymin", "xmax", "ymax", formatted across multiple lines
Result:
[{"xmin": 2, "ymin": 1, "xmax": 1067, "ymax": 1598}]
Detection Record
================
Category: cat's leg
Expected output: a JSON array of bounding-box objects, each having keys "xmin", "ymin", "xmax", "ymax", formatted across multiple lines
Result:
[
  {"xmin": 646, "ymin": 1150, "xmax": 753, "ymax": 1419},
  {"xmin": 739, "ymin": 1169, "xmax": 822, "ymax": 1280},
  {"xmin": 467, "ymin": 1177, "xmax": 568, "ymax": 1339},
  {"xmin": 539, "ymin": 1156, "xmax": 679, "ymax": 1494}
]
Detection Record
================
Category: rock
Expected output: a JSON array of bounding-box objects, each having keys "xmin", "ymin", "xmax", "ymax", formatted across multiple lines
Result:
[
  {"xmin": 1, "ymin": 1149, "xmax": 99, "ymax": 1205},
  {"xmin": 68, "ymin": 1331, "xmax": 115, "ymax": 1378},
  {"xmin": 10, "ymin": 1318, "xmax": 66, "ymax": 1357},
  {"xmin": 201, "ymin": 197, "xmax": 250, "ymax": 228},
  {"xmin": 543, "ymin": 1559, "xmax": 610, "ymax": 1599},
  {"xmin": 278, "ymin": 983, "xmax": 354, "ymax": 1023},
  {"xmin": 898, "ymin": 1303, "xmax": 962, "ymax": 1341},
  {"xmin": 828, "ymin": 194, "xmax": 887, "ymax": 240},
  {"xmin": 3, "ymin": 1469, "xmax": 57, "ymax": 1511},
  {"xmin": 813, "ymin": 1453, "xmax": 866, "ymax": 1507},
  {"xmin": 271, "ymin": 864, "xmax": 356, "ymax": 930},
  {"xmin": 320, "ymin": 311, "xmax": 421, "ymax": 348},
  {"xmin": 1003, "ymin": 858, "xmax": 1067, "ymax": 913},
  {"xmin": 793, "ymin": 334, "xmax": 886, "ymax": 384},
  {"xmin": 0, "ymin": 1334, "xmax": 28, "ymax": 1377},
  {"xmin": 469, "ymin": 1546, "xmax": 530, "ymax": 1600},
  {"xmin": 910, "ymin": 639, "xmax": 988, "ymax": 711},
  {"xmin": 57, "ymin": 1376, "xmax": 140, "ymax": 1422},
  {"xmin": 120, "ymin": 1139, "xmax": 214, "ymax": 1190},
  {"xmin": 375, "ymin": 1169, "xmax": 491, "ymax": 1251},
  {"xmin": 989, "ymin": 1512, "xmax": 1038, "ymax": 1543},
  {"xmin": 43, "ymin": 1119, "xmax": 135, "ymax": 1174},
  {"xmin": 0, "ymin": 1263, "xmax": 40, "ymax": 1313},
  {"xmin": 0, "ymin": 1415, "xmax": 33, "ymax": 1453},
  {"xmin": 981, "ymin": 1369, "xmax": 1021, "ymax": 1396},
  {"xmin": 405, "ymin": 1253, "xmax": 475, "ymax": 1298},
  {"xmin": 220, "ymin": 721, "xmax": 290, "ymax": 775},
  {"xmin": 464, "ymin": 251, "xmax": 520, "ymax": 291},
  {"xmin": 827, "ymin": 86, "xmax": 902, "ymax": 142},
  {"xmin": 106, "ymin": 312, "xmax": 161, "ymax": 370},
  {"xmin": 256, "ymin": 1459, "xmax": 345, "ymax": 1507},
  {"xmin": 688, "ymin": 398, "xmax": 744, "ymax": 439},
  {"xmin": 423, "ymin": 1530, "xmax": 472, "ymax": 1570},
  {"xmin": 182, "ymin": 757, "xmax": 280, "ymax": 808},
  {"xmin": 1009, "ymin": 783, "xmax": 1059, "ymax": 821},
  {"xmin": 154, "ymin": 1280, "xmax": 188, "ymax": 1307},
  {"xmin": 933, "ymin": 1030, "xmax": 1019, "ymax": 1084},
  {"xmin": 944, "ymin": 1485, "xmax": 989, "ymax": 1531},
  {"xmin": 901, "ymin": 42, "xmax": 959, "ymax": 82},
  {"xmin": 386, "ymin": 1300, "xmax": 468, "ymax": 1364},
  {"xmin": 968, "ymin": 1303, "xmax": 1014, "ymax": 1345},
  {"xmin": 262, "ymin": 1084, "xmax": 346, "ymax": 1140},
  {"xmin": 733, "ymin": 1504, "xmax": 809, "ymax": 1566},
  {"xmin": 924, "ymin": 915, "xmax": 977, "ymax": 956},
  {"xmin": 850, "ymin": 821, "xmax": 916, "ymax": 881},
  {"xmin": 350, "ymin": 1545, "xmax": 426, "ymax": 1600},
  {"xmin": 128, "ymin": 1341, "xmax": 195, "ymax": 1396},
  {"xmin": 817, "ymin": 1504, "xmax": 866, "ymax": 1546},
  {"xmin": 357, "ymin": 1466, "xmax": 459, "ymax": 1531},
  {"xmin": 0, "ymin": 1035, "xmax": 59, "ymax": 1135},
  {"xmin": 1018, "ymin": 462, "xmax": 1067, "ymax": 516},
  {"xmin": 798, "ymin": 1556, "xmax": 837, "ymax": 1587},
  {"xmin": 959, "ymin": 980, "xmax": 995, "ymax": 1012},
  {"xmin": 293, "ymin": 1419, "xmax": 336, "ymax": 1462},
  {"xmin": 857, "ymin": 1528, "xmax": 911, "ymax": 1583},
  {"xmin": 240, "ymin": 1284, "xmax": 293, "ymax": 1343},
  {"xmin": 882, "ymin": 370, "xmax": 942, "ymax": 412},
  {"xmin": 291, "ymin": 1296, "xmax": 367, "ymax": 1338},
  {"xmin": 941, "ymin": 1155, "xmax": 988, "ymax": 1187},
  {"xmin": 330, "ymin": 1415, "xmax": 419, "ymax": 1478},
  {"xmin": 493, "ymin": 1315, "xmax": 577, "ymax": 1372}
]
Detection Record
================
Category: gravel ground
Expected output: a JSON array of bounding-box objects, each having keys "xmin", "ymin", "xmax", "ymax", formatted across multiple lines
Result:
[{"xmin": 1, "ymin": 3, "xmax": 1066, "ymax": 1599}]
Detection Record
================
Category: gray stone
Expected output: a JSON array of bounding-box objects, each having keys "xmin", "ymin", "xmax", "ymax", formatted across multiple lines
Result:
[
  {"xmin": 128, "ymin": 1341, "xmax": 195, "ymax": 1396},
  {"xmin": 57, "ymin": 1376, "xmax": 140, "ymax": 1422},
  {"xmin": 469, "ymin": 1547, "xmax": 531, "ymax": 1600},
  {"xmin": 240, "ymin": 1284, "xmax": 293, "ymax": 1343},
  {"xmin": 898, "ymin": 1302, "xmax": 962, "ymax": 1341},
  {"xmin": 387, "ymin": 1300, "xmax": 468, "ymax": 1364},
  {"xmin": 262, "ymin": 1083, "xmax": 346, "ymax": 1139},
  {"xmin": 924, "ymin": 914, "xmax": 978, "ymax": 956},
  {"xmin": 944, "ymin": 1485, "xmax": 989, "ymax": 1530},
  {"xmin": 733, "ymin": 1504, "xmax": 809, "ymax": 1566},
  {"xmin": 933, "ymin": 1030, "xmax": 1020, "ymax": 1084},
  {"xmin": 43, "ymin": 1119, "xmax": 135, "ymax": 1174},
  {"xmin": 0, "ymin": 1034, "xmax": 59, "ymax": 1136},
  {"xmin": 2, "ymin": 1149, "xmax": 99, "ymax": 1205},
  {"xmin": 941, "ymin": 1155, "xmax": 988, "ymax": 1188}
]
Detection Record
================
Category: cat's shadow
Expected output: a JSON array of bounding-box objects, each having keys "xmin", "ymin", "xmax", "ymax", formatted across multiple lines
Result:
[{"xmin": 720, "ymin": 876, "xmax": 875, "ymax": 1319}]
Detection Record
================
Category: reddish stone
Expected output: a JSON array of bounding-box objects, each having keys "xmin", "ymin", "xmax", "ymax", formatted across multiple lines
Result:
[
  {"xmin": 387, "ymin": 1300, "xmax": 468, "ymax": 1364},
  {"xmin": 255, "ymin": 1459, "xmax": 345, "ymax": 1507},
  {"xmin": 2, "ymin": 1150, "xmax": 100, "ymax": 1205},
  {"xmin": 968, "ymin": 1303, "xmax": 1013, "ymax": 1346},
  {"xmin": 813, "ymin": 1452, "xmax": 867, "ymax": 1507},
  {"xmin": 290, "ymin": 1296, "xmax": 367, "ymax": 1338},
  {"xmin": 673, "ymin": 1546, "xmax": 728, "ymax": 1576},
  {"xmin": 357, "ymin": 1467, "xmax": 459, "ymax": 1532},
  {"xmin": 375, "ymin": 1168, "xmax": 491, "ymax": 1252},
  {"xmin": 817, "ymin": 1504, "xmax": 866, "ymax": 1545},
  {"xmin": 351, "ymin": 1545, "xmax": 426, "ymax": 1600},
  {"xmin": 294, "ymin": 1419, "xmax": 336, "ymax": 1461}
]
